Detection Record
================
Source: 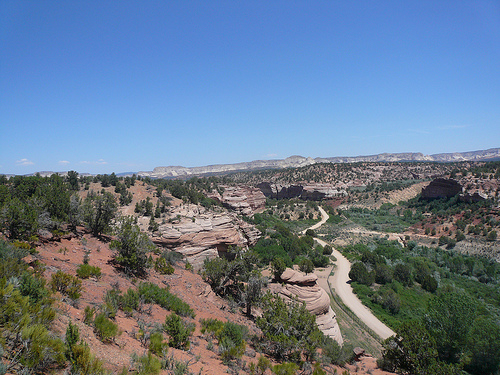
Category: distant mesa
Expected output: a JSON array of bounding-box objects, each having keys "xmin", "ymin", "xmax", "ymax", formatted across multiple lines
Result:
[{"xmin": 139, "ymin": 148, "xmax": 500, "ymax": 179}]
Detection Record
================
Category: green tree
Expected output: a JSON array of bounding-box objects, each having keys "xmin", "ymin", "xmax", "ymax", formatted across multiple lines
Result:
[
  {"xmin": 82, "ymin": 191, "xmax": 117, "ymax": 236},
  {"xmin": 256, "ymin": 292, "xmax": 322, "ymax": 362},
  {"xmin": 424, "ymin": 290, "xmax": 478, "ymax": 363},
  {"xmin": 349, "ymin": 262, "xmax": 374, "ymax": 286},
  {"xmin": 66, "ymin": 170, "xmax": 79, "ymax": 191},
  {"xmin": 393, "ymin": 263, "xmax": 413, "ymax": 287},
  {"xmin": 111, "ymin": 217, "xmax": 155, "ymax": 277},
  {"xmin": 164, "ymin": 313, "xmax": 194, "ymax": 350},
  {"xmin": 271, "ymin": 257, "xmax": 286, "ymax": 281},
  {"xmin": 379, "ymin": 321, "xmax": 460, "ymax": 375},
  {"xmin": 299, "ymin": 258, "xmax": 314, "ymax": 274},
  {"xmin": 464, "ymin": 316, "xmax": 500, "ymax": 375}
]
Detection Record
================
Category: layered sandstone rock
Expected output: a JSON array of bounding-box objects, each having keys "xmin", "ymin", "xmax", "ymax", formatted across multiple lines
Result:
[
  {"xmin": 278, "ymin": 268, "xmax": 343, "ymax": 345},
  {"xmin": 421, "ymin": 178, "xmax": 462, "ymax": 199},
  {"xmin": 153, "ymin": 212, "xmax": 260, "ymax": 269},
  {"xmin": 256, "ymin": 182, "xmax": 346, "ymax": 201},
  {"xmin": 218, "ymin": 185, "xmax": 266, "ymax": 215}
]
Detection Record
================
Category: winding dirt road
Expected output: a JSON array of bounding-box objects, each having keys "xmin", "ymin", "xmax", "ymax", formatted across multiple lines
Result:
[{"xmin": 310, "ymin": 207, "xmax": 395, "ymax": 340}]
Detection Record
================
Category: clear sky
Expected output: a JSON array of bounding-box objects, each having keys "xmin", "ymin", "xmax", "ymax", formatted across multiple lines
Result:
[{"xmin": 1, "ymin": 1, "xmax": 499, "ymax": 175}]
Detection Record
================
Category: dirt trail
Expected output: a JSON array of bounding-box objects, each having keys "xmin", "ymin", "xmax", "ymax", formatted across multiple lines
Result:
[{"xmin": 310, "ymin": 207, "xmax": 396, "ymax": 340}]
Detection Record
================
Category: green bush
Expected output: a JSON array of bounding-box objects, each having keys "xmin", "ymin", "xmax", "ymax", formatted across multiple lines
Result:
[
  {"xmin": 84, "ymin": 305, "xmax": 95, "ymax": 325},
  {"xmin": 320, "ymin": 336, "xmax": 354, "ymax": 366},
  {"xmin": 76, "ymin": 263, "xmax": 102, "ymax": 279},
  {"xmin": 131, "ymin": 351, "xmax": 161, "ymax": 375},
  {"xmin": 272, "ymin": 362, "xmax": 299, "ymax": 375},
  {"xmin": 137, "ymin": 282, "xmax": 194, "ymax": 318},
  {"xmin": 93, "ymin": 312, "xmax": 120, "ymax": 343},
  {"xmin": 201, "ymin": 318, "xmax": 247, "ymax": 362},
  {"xmin": 149, "ymin": 331, "xmax": 168, "ymax": 356},
  {"xmin": 66, "ymin": 322, "xmax": 105, "ymax": 375},
  {"xmin": 164, "ymin": 313, "xmax": 194, "ymax": 350},
  {"xmin": 111, "ymin": 216, "xmax": 155, "ymax": 276},
  {"xmin": 154, "ymin": 257, "xmax": 175, "ymax": 275},
  {"xmin": 50, "ymin": 270, "xmax": 83, "ymax": 300}
]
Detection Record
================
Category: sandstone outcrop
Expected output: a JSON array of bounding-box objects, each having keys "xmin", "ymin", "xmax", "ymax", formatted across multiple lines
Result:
[
  {"xmin": 459, "ymin": 191, "xmax": 488, "ymax": 203},
  {"xmin": 153, "ymin": 212, "xmax": 260, "ymax": 269},
  {"xmin": 208, "ymin": 185, "xmax": 266, "ymax": 215},
  {"xmin": 421, "ymin": 178, "xmax": 462, "ymax": 199},
  {"xmin": 278, "ymin": 268, "xmax": 343, "ymax": 345},
  {"xmin": 256, "ymin": 182, "xmax": 347, "ymax": 201}
]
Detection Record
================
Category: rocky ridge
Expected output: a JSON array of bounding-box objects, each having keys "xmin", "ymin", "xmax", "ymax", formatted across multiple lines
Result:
[{"xmin": 137, "ymin": 148, "xmax": 500, "ymax": 179}]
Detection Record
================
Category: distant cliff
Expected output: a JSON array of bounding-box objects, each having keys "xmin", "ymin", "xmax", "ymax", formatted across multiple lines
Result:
[{"xmin": 138, "ymin": 148, "xmax": 500, "ymax": 179}]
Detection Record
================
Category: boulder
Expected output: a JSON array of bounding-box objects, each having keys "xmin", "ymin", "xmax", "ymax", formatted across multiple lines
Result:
[{"xmin": 421, "ymin": 178, "xmax": 462, "ymax": 199}]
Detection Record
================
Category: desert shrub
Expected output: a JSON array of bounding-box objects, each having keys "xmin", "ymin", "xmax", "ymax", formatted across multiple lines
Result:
[
  {"xmin": 102, "ymin": 288, "xmax": 121, "ymax": 318},
  {"xmin": 218, "ymin": 322, "xmax": 247, "ymax": 362},
  {"xmin": 19, "ymin": 272, "xmax": 50, "ymax": 303},
  {"xmin": 76, "ymin": 263, "xmax": 102, "ymax": 279},
  {"xmin": 66, "ymin": 322, "xmax": 105, "ymax": 375},
  {"xmin": 131, "ymin": 351, "xmax": 161, "ymax": 375},
  {"xmin": 121, "ymin": 288, "xmax": 140, "ymax": 314},
  {"xmin": 111, "ymin": 216, "xmax": 155, "ymax": 277},
  {"xmin": 320, "ymin": 336, "xmax": 354, "ymax": 366},
  {"xmin": 161, "ymin": 250, "xmax": 184, "ymax": 265},
  {"xmin": 149, "ymin": 331, "xmax": 168, "ymax": 356},
  {"xmin": 50, "ymin": 270, "xmax": 83, "ymax": 300},
  {"xmin": 93, "ymin": 312, "xmax": 119, "ymax": 343},
  {"xmin": 154, "ymin": 256, "xmax": 174, "ymax": 275},
  {"xmin": 201, "ymin": 318, "xmax": 247, "ymax": 361},
  {"xmin": 19, "ymin": 324, "xmax": 66, "ymax": 372},
  {"xmin": 136, "ymin": 282, "xmax": 194, "ymax": 318},
  {"xmin": 271, "ymin": 257, "xmax": 286, "ymax": 281},
  {"xmin": 164, "ymin": 313, "xmax": 194, "ymax": 350},
  {"xmin": 272, "ymin": 362, "xmax": 299, "ymax": 375},
  {"xmin": 257, "ymin": 292, "xmax": 323, "ymax": 362},
  {"xmin": 69, "ymin": 342, "xmax": 106, "ymax": 375},
  {"xmin": 84, "ymin": 305, "xmax": 96, "ymax": 325}
]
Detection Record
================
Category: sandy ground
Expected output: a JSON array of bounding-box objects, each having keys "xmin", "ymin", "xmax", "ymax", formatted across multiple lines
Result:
[{"xmin": 311, "ymin": 207, "xmax": 396, "ymax": 340}]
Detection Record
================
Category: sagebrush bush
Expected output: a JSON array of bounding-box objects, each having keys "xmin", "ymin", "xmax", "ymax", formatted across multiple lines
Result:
[
  {"xmin": 164, "ymin": 313, "xmax": 194, "ymax": 350},
  {"xmin": 149, "ymin": 331, "xmax": 168, "ymax": 356},
  {"xmin": 201, "ymin": 318, "xmax": 247, "ymax": 362},
  {"xmin": 131, "ymin": 351, "xmax": 161, "ymax": 375},
  {"xmin": 137, "ymin": 282, "xmax": 194, "ymax": 318},
  {"xmin": 50, "ymin": 270, "xmax": 83, "ymax": 300},
  {"xmin": 154, "ymin": 257, "xmax": 174, "ymax": 275},
  {"xmin": 76, "ymin": 263, "xmax": 102, "ymax": 279},
  {"xmin": 84, "ymin": 305, "xmax": 95, "ymax": 325},
  {"xmin": 93, "ymin": 312, "xmax": 120, "ymax": 343}
]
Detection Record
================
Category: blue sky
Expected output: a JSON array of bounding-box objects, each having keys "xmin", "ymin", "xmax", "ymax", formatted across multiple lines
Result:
[{"xmin": 1, "ymin": 1, "xmax": 499, "ymax": 175}]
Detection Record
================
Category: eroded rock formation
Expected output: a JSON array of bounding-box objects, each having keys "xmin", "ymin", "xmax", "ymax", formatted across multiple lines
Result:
[
  {"xmin": 421, "ymin": 178, "xmax": 463, "ymax": 199},
  {"xmin": 153, "ymin": 212, "xmax": 260, "ymax": 269},
  {"xmin": 279, "ymin": 268, "xmax": 343, "ymax": 345},
  {"xmin": 208, "ymin": 185, "xmax": 266, "ymax": 215},
  {"xmin": 256, "ymin": 182, "xmax": 347, "ymax": 201}
]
